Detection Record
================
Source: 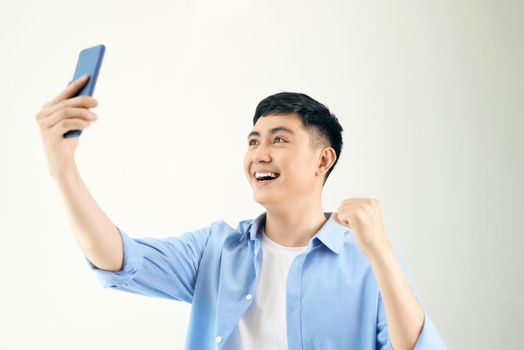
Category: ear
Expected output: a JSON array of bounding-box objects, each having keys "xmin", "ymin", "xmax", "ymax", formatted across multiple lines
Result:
[{"xmin": 316, "ymin": 147, "xmax": 337, "ymax": 176}]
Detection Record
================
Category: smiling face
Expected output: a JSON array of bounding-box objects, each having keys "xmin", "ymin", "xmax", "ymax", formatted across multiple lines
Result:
[{"xmin": 244, "ymin": 113, "xmax": 336, "ymax": 208}]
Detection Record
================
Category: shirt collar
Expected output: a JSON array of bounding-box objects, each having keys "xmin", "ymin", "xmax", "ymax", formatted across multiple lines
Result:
[{"xmin": 239, "ymin": 211, "xmax": 350, "ymax": 254}]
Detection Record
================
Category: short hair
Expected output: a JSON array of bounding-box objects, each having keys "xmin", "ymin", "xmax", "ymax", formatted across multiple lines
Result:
[{"xmin": 253, "ymin": 92, "xmax": 344, "ymax": 185}]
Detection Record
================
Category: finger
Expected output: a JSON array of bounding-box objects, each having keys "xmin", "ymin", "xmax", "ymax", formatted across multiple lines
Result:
[
  {"xmin": 50, "ymin": 117, "xmax": 92, "ymax": 137},
  {"xmin": 45, "ymin": 107, "xmax": 97, "ymax": 129},
  {"xmin": 43, "ymin": 95, "xmax": 98, "ymax": 116},
  {"xmin": 48, "ymin": 74, "xmax": 90, "ymax": 106},
  {"xmin": 331, "ymin": 212, "xmax": 341, "ymax": 225},
  {"xmin": 332, "ymin": 212, "xmax": 352, "ymax": 228}
]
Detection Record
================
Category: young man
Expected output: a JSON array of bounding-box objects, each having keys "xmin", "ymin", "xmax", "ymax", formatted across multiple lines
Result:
[{"xmin": 36, "ymin": 77, "xmax": 446, "ymax": 349}]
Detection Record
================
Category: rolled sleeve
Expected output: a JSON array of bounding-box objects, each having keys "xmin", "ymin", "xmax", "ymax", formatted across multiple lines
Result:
[
  {"xmin": 413, "ymin": 312, "xmax": 448, "ymax": 349},
  {"xmin": 376, "ymin": 252, "xmax": 447, "ymax": 349},
  {"xmin": 84, "ymin": 224, "xmax": 213, "ymax": 304},
  {"xmin": 85, "ymin": 226, "xmax": 144, "ymax": 288}
]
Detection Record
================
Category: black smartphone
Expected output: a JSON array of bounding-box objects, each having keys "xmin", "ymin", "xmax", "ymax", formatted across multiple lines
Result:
[{"xmin": 63, "ymin": 44, "xmax": 105, "ymax": 138}]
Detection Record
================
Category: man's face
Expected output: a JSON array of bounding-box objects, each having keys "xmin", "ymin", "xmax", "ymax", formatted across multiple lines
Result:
[{"xmin": 244, "ymin": 113, "xmax": 324, "ymax": 206}]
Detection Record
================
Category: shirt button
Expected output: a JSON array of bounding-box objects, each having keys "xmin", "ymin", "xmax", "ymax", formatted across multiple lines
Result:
[
  {"xmin": 216, "ymin": 336, "xmax": 222, "ymax": 343},
  {"xmin": 245, "ymin": 294, "xmax": 252, "ymax": 300}
]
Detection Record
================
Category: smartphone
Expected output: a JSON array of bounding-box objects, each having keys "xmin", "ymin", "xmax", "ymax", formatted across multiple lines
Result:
[{"xmin": 63, "ymin": 44, "xmax": 105, "ymax": 138}]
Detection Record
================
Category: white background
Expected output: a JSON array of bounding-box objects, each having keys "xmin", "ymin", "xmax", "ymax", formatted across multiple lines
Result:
[{"xmin": 1, "ymin": 0, "xmax": 522, "ymax": 349}]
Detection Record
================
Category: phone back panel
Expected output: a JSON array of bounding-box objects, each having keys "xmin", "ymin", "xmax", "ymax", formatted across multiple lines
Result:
[
  {"xmin": 72, "ymin": 44, "xmax": 105, "ymax": 97},
  {"xmin": 63, "ymin": 44, "xmax": 105, "ymax": 138}
]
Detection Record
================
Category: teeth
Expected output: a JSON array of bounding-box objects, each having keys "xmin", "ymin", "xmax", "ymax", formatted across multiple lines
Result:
[{"xmin": 255, "ymin": 172, "xmax": 278, "ymax": 179}]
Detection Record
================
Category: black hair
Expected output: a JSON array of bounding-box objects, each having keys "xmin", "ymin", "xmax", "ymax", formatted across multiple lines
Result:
[{"xmin": 253, "ymin": 92, "xmax": 344, "ymax": 186}]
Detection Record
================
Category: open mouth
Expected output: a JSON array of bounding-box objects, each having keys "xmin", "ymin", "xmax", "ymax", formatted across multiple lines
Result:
[{"xmin": 253, "ymin": 172, "xmax": 281, "ymax": 184}]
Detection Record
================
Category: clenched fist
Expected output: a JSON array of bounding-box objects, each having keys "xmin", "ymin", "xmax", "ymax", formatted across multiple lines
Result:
[
  {"xmin": 35, "ymin": 74, "xmax": 98, "ymax": 178},
  {"xmin": 332, "ymin": 198, "xmax": 393, "ymax": 258}
]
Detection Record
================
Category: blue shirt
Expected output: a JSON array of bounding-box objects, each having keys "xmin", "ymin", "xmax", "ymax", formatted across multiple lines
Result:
[{"xmin": 85, "ymin": 211, "xmax": 447, "ymax": 349}]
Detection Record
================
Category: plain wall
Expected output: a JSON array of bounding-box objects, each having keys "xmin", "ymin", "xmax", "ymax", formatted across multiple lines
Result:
[{"xmin": 1, "ymin": 0, "xmax": 523, "ymax": 349}]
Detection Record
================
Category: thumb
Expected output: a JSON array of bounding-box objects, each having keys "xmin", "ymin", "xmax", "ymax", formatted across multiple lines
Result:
[{"xmin": 331, "ymin": 212, "xmax": 341, "ymax": 225}]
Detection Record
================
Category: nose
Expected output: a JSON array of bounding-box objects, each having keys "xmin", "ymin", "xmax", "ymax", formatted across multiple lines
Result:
[{"xmin": 252, "ymin": 141, "xmax": 272, "ymax": 163}]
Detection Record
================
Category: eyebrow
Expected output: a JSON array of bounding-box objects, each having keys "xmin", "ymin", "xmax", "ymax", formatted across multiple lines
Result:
[{"xmin": 247, "ymin": 126, "xmax": 295, "ymax": 140}]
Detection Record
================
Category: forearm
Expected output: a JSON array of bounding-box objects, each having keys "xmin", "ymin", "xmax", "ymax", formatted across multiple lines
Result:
[
  {"xmin": 368, "ymin": 246, "xmax": 424, "ymax": 350},
  {"xmin": 52, "ymin": 163, "xmax": 123, "ymax": 272}
]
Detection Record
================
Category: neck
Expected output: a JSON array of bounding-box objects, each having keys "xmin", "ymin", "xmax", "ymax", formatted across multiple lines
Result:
[{"xmin": 263, "ymin": 202, "xmax": 328, "ymax": 247}]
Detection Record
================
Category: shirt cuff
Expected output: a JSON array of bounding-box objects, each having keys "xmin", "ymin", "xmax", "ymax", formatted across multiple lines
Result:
[
  {"xmin": 413, "ymin": 312, "xmax": 448, "ymax": 349},
  {"xmin": 84, "ymin": 226, "xmax": 144, "ymax": 288},
  {"xmin": 378, "ymin": 312, "xmax": 447, "ymax": 350}
]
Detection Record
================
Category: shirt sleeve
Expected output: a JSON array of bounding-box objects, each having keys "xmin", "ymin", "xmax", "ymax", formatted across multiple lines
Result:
[
  {"xmin": 376, "ymin": 252, "xmax": 447, "ymax": 349},
  {"xmin": 84, "ymin": 223, "xmax": 215, "ymax": 304}
]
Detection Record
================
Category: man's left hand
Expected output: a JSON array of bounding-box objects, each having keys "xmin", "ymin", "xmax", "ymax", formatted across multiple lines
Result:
[{"xmin": 331, "ymin": 198, "xmax": 393, "ymax": 258}]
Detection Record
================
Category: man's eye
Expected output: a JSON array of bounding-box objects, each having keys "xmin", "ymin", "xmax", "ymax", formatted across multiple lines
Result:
[{"xmin": 248, "ymin": 137, "xmax": 286, "ymax": 146}]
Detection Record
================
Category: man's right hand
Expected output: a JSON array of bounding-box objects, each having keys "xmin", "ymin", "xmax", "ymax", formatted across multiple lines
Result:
[{"xmin": 35, "ymin": 74, "xmax": 99, "ymax": 178}]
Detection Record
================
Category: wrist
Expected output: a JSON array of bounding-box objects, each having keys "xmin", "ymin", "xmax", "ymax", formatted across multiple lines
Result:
[
  {"xmin": 366, "ymin": 241, "xmax": 395, "ymax": 263},
  {"xmin": 51, "ymin": 161, "xmax": 79, "ymax": 183}
]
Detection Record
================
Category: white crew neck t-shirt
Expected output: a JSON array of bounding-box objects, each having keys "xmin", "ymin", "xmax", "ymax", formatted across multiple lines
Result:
[{"xmin": 233, "ymin": 228, "xmax": 309, "ymax": 350}]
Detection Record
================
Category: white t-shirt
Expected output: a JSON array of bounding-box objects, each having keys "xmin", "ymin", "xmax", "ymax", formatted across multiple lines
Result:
[{"xmin": 235, "ymin": 228, "xmax": 309, "ymax": 350}]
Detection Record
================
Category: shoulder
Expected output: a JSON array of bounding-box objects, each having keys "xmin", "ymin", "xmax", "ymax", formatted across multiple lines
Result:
[{"xmin": 204, "ymin": 216, "xmax": 255, "ymax": 242}]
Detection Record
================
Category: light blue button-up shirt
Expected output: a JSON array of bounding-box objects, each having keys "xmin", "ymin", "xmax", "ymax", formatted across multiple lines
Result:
[{"xmin": 85, "ymin": 211, "xmax": 447, "ymax": 349}]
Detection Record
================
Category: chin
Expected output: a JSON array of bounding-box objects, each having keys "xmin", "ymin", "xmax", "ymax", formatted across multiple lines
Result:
[{"xmin": 253, "ymin": 191, "xmax": 280, "ymax": 205}]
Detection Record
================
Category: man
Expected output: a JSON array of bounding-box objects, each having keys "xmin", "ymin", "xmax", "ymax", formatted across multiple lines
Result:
[{"xmin": 36, "ymin": 75, "xmax": 447, "ymax": 349}]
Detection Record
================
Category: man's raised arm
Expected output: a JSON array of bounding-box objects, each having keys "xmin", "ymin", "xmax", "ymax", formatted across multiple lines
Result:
[
  {"xmin": 36, "ymin": 74, "xmax": 121, "ymax": 272},
  {"xmin": 53, "ymin": 163, "xmax": 123, "ymax": 272}
]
